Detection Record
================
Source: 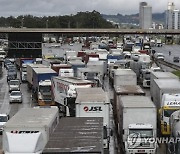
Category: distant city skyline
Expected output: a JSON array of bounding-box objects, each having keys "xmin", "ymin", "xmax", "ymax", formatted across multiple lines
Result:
[{"xmin": 0, "ymin": 0, "xmax": 180, "ymax": 17}]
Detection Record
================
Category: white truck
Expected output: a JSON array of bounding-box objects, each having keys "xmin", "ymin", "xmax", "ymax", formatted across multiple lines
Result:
[
  {"xmin": 139, "ymin": 69, "xmax": 151, "ymax": 88},
  {"xmin": 115, "ymin": 96, "xmax": 157, "ymax": 154},
  {"xmin": 3, "ymin": 107, "xmax": 59, "ymax": 154},
  {"xmin": 51, "ymin": 76, "xmax": 94, "ymax": 117},
  {"xmin": 150, "ymin": 71, "xmax": 178, "ymax": 99},
  {"xmin": 65, "ymin": 50, "xmax": 77, "ymax": 62},
  {"xmin": 152, "ymin": 79, "xmax": 180, "ymax": 136},
  {"xmin": 75, "ymin": 87, "xmax": 110, "ymax": 149},
  {"xmin": 156, "ymin": 39, "xmax": 162, "ymax": 47},
  {"xmin": 43, "ymin": 117, "xmax": 104, "ymax": 154},
  {"xmin": 77, "ymin": 67, "xmax": 102, "ymax": 87},
  {"xmin": 113, "ymin": 69, "xmax": 137, "ymax": 88},
  {"xmin": 59, "ymin": 68, "xmax": 74, "ymax": 77},
  {"xmin": 26, "ymin": 64, "xmax": 48, "ymax": 89},
  {"xmin": 169, "ymin": 110, "xmax": 180, "ymax": 153},
  {"xmin": 87, "ymin": 60, "xmax": 107, "ymax": 77}
]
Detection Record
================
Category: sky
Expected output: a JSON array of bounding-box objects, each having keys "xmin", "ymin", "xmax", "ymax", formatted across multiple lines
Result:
[{"xmin": 0, "ymin": 0, "xmax": 180, "ymax": 17}]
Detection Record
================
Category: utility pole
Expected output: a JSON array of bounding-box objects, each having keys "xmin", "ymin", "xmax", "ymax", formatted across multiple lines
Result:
[
  {"xmin": 46, "ymin": 19, "xmax": 48, "ymax": 28},
  {"xmin": 21, "ymin": 17, "xmax": 24, "ymax": 28}
]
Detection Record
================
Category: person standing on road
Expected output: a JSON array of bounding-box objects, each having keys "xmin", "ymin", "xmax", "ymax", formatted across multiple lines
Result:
[{"xmin": 169, "ymin": 51, "xmax": 171, "ymax": 56}]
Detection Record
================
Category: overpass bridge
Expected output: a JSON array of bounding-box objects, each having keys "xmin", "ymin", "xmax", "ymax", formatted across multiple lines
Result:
[
  {"xmin": 0, "ymin": 28, "xmax": 180, "ymax": 35},
  {"xmin": 0, "ymin": 28, "xmax": 179, "ymax": 58}
]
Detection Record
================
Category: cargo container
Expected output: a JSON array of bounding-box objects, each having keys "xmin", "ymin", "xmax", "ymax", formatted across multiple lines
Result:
[
  {"xmin": 51, "ymin": 76, "xmax": 94, "ymax": 117},
  {"xmin": 43, "ymin": 117, "xmax": 104, "ymax": 154},
  {"xmin": 152, "ymin": 79, "xmax": 180, "ymax": 135},
  {"xmin": 77, "ymin": 67, "xmax": 102, "ymax": 87},
  {"xmin": 75, "ymin": 87, "xmax": 110, "ymax": 149},
  {"xmin": 113, "ymin": 69, "xmax": 137, "ymax": 88},
  {"xmin": 150, "ymin": 72, "xmax": 178, "ymax": 99},
  {"xmin": 68, "ymin": 61, "xmax": 85, "ymax": 77},
  {"xmin": 27, "ymin": 64, "xmax": 48, "ymax": 89},
  {"xmin": 32, "ymin": 67, "xmax": 58, "ymax": 106},
  {"xmin": 115, "ymin": 96, "xmax": 157, "ymax": 154},
  {"xmin": 3, "ymin": 107, "xmax": 59, "ymax": 154}
]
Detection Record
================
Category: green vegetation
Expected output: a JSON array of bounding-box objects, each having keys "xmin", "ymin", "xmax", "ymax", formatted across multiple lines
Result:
[
  {"xmin": 172, "ymin": 71, "xmax": 180, "ymax": 78},
  {"xmin": 0, "ymin": 11, "xmax": 114, "ymax": 28}
]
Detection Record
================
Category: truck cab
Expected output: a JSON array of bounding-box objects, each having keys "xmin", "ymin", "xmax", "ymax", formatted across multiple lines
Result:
[
  {"xmin": 159, "ymin": 93, "xmax": 180, "ymax": 135},
  {"xmin": 139, "ymin": 69, "xmax": 151, "ymax": 88},
  {"xmin": 38, "ymin": 80, "xmax": 54, "ymax": 106},
  {"xmin": 126, "ymin": 123, "xmax": 157, "ymax": 154}
]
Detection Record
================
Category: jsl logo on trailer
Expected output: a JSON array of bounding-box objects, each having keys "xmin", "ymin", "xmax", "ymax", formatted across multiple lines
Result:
[{"xmin": 83, "ymin": 106, "xmax": 103, "ymax": 112}]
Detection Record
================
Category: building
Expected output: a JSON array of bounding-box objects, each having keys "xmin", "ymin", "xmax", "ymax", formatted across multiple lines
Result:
[
  {"xmin": 139, "ymin": 2, "xmax": 152, "ymax": 29},
  {"xmin": 165, "ymin": 2, "xmax": 180, "ymax": 29}
]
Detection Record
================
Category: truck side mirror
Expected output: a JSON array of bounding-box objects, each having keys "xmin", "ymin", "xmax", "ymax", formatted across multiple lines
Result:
[{"xmin": 110, "ymin": 129, "xmax": 113, "ymax": 136}]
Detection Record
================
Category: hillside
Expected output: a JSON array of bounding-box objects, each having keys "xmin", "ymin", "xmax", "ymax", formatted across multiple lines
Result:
[{"xmin": 102, "ymin": 12, "xmax": 165, "ymax": 25}]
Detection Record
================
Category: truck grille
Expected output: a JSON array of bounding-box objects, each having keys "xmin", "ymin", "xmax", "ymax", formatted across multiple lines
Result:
[{"xmin": 147, "ymin": 81, "xmax": 150, "ymax": 85}]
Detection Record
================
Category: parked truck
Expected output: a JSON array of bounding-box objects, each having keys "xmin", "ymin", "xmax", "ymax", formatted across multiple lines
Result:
[
  {"xmin": 68, "ymin": 61, "xmax": 85, "ymax": 77},
  {"xmin": 43, "ymin": 117, "xmax": 104, "ymax": 154},
  {"xmin": 115, "ymin": 96, "xmax": 157, "ymax": 154},
  {"xmin": 3, "ymin": 107, "xmax": 59, "ymax": 154},
  {"xmin": 32, "ymin": 67, "xmax": 58, "ymax": 106},
  {"xmin": 109, "ymin": 59, "xmax": 131, "ymax": 83},
  {"xmin": 169, "ymin": 110, "xmax": 180, "ymax": 154},
  {"xmin": 82, "ymin": 52, "xmax": 99, "ymax": 64},
  {"xmin": 113, "ymin": 69, "xmax": 137, "ymax": 88},
  {"xmin": 150, "ymin": 71, "xmax": 178, "ymax": 100},
  {"xmin": 20, "ymin": 59, "xmax": 34, "ymax": 82},
  {"xmin": 75, "ymin": 87, "xmax": 110, "ymax": 149},
  {"xmin": 51, "ymin": 76, "xmax": 94, "ymax": 117},
  {"xmin": 87, "ymin": 60, "xmax": 107, "ymax": 77},
  {"xmin": 27, "ymin": 64, "xmax": 48, "ymax": 89},
  {"xmin": 15, "ymin": 58, "xmax": 34, "ymax": 81},
  {"xmin": 77, "ymin": 67, "xmax": 102, "ymax": 87},
  {"xmin": 152, "ymin": 79, "xmax": 180, "ymax": 136}
]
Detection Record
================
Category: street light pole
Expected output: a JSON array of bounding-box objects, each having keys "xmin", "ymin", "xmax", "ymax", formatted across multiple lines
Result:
[
  {"xmin": 21, "ymin": 17, "xmax": 24, "ymax": 28},
  {"xmin": 46, "ymin": 19, "xmax": 48, "ymax": 28}
]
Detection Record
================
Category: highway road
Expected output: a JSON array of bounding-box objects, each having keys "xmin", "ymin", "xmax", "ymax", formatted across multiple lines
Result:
[
  {"xmin": 0, "ymin": 43, "xmax": 179, "ymax": 154},
  {"xmin": 152, "ymin": 45, "xmax": 180, "ymax": 67}
]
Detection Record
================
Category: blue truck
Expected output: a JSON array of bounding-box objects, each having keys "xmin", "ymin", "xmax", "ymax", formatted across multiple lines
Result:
[{"xmin": 32, "ymin": 67, "xmax": 58, "ymax": 106}]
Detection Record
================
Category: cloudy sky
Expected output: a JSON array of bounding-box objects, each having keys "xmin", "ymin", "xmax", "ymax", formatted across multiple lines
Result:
[{"xmin": 0, "ymin": 0, "xmax": 180, "ymax": 17}]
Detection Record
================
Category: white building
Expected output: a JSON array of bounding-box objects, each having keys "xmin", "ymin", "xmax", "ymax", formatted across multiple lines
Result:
[
  {"xmin": 165, "ymin": 2, "xmax": 180, "ymax": 29},
  {"xmin": 139, "ymin": 2, "xmax": 152, "ymax": 29}
]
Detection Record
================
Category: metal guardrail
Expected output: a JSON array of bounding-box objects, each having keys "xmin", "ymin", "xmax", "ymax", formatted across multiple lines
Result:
[{"xmin": 157, "ymin": 60, "xmax": 180, "ymax": 71}]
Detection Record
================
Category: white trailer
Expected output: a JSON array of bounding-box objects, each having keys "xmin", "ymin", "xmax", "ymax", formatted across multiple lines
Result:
[
  {"xmin": 77, "ymin": 67, "xmax": 102, "ymax": 87},
  {"xmin": 3, "ymin": 107, "xmax": 59, "ymax": 154},
  {"xmin": 87, "ymin": 60, "xmax": 107, "ymax": 76},
  {"xmin": 51, "ymin": 76, "xmax": 94, "ymax": 117},
  {"xmin": 26, "ymin": 64, "xmax": 48, "ymax": 89},
  {"xmin": 115, "ymin": 96, "xmax": 157, "ymax": 154},
  {"xmin": 113, "ymin": 69, "xmax": 137, "ymax": 88},
  {"xmin": 152, "ymin": 79, "xmax": 180, "ymax": 135},
  {"xmin": 169, "ymin": 110, "xmax": 180, "ymax": 153},
  {"xmin": 43, "ymin": 117, "xmax": 104, "ymax": 154},
  {"xmin": 75, "ymin": 87, "xmax": 110, "ymax": 149},
  {"xmin": 150, "ymin": 72, "xmax": 178, "ymax": 99}
]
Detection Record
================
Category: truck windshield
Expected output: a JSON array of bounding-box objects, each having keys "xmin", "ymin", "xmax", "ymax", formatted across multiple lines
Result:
[
  {"xmin": 164, "ymin": 109, "xmax": 179, "ymax": 117},
  {"xmin": 9, "ymin": 81, "xmax": 19, "ymax": 85},
  {"xmin": 39, "ymin": 86, "xmax": 51, "ymax": 93},
  {"xmin": 145, "ymin": 72, "xmax": 150, "ymax": 80},
  {"xmin": 129, "ymin": 129, "xmax": 153, "ymax": 138},
  {"xmin": 0, "ymin": 116, "xmax": 8, "ymax": 122},
  {"xmin": 21, "ymin": 67, "xmax": 27, "ymax": 72}
]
